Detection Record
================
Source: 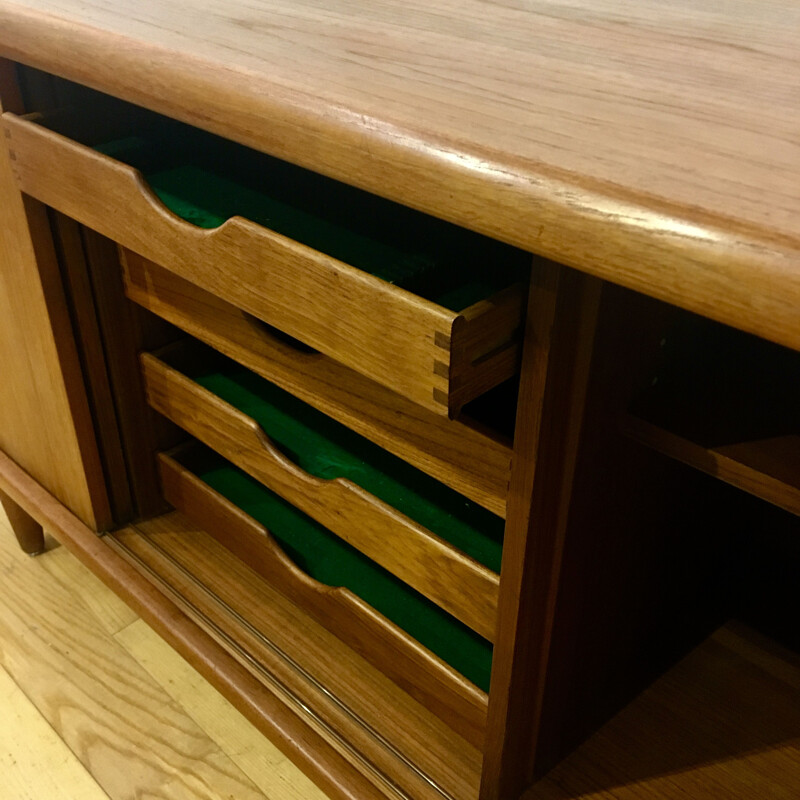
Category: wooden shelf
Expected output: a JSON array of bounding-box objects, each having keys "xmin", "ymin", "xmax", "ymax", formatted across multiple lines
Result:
[
  {"xmin": 624, "ymin": 416, "xmax": 800, "ymax": 517},
  {"xmin": 527, "ymin": 623, "xmax": 800, "ymax": 799},
  {"xmin": 625, "ymin": 311, "xmax": 800, "ymax": 516}
]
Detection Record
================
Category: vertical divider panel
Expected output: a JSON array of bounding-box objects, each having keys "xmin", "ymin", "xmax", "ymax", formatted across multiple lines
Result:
[{"xmin": 480, "ymin": 261, "xmax": 602, "ymax": 800}]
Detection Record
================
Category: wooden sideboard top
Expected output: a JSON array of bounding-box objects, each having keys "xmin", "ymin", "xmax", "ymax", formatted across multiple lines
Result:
[{"xmin": 0, "ymin": 0, "xmax": 798, "ymax": 348}]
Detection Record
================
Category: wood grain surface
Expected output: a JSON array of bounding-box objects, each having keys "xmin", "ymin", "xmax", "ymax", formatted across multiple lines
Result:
[
  {"xmin": 0, "ymin": 1, "xmax": 797, "ymax": 350},
  {"xmin": 115, "ymin": 620, "xmax": 330, "ymax": 800},
  {"xmin": 0, "ymin": 503, "xmax": 328, "ymax": 800},
  {"xmin": 0, "ymin": 522, "xmax": 272, "ymax": 800},
  {"xmin": 0, "ymin": 663, "xmax": 109, "ymax": 800},
  {"xmin": 527, "ymin": 624, "xmax": 800, "ymax": 800}
]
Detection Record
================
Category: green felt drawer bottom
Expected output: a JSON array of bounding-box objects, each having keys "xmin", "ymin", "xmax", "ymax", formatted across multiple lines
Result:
[{"xmin": 187, "ymin": 447, "xmax": 493, "ymax": 691}]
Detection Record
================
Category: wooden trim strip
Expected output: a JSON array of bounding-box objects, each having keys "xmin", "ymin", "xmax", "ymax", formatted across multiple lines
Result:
[
  {"xmin": 447, "ymin": 283, "xmax": 526, "ymax": 415},
  {"xmin": 623, "ymin": 416, "xmax": 800, "ymax": 518},
  {"xmin": 448, "ymin": 346, "xmax": 522, "ymax": 418},
  {"xmin": 48, "ymin": 212, "xmax": 134, "ymax": 523},
  {"xmin": 0, "ymin": 449, "xmax": 388, "ymax": 800},
  {"xmin": 455, "ymin": 284, "xmax": 526, "ymax": 359},
  {"xmin": 480, "ymin": 266, "xmax": 602, "ymax": 800},
  {"xmin": 142, "ymin": 352, "xmax": 500, "ymax": 642}
]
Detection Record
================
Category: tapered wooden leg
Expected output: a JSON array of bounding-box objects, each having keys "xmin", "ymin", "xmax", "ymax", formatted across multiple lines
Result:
[{"xmin": 0, "ymin": 488, "xmax": 45, "ymax": 555}]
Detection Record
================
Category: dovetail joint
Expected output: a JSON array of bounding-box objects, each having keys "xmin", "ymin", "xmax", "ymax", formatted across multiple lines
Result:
[
  {"xmin": 433, "ymin": 360, "xmax": 449, "ymax": 379},
  {"xmin": 434, "ymin": 331, "xmax": 451, "ymax": 349},
  {"xmin": 432, "ymin": 388, "xmax": 449, "ymax": 407}
]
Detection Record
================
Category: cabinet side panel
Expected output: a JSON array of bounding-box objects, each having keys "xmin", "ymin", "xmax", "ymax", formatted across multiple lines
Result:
[{"xmin": 0, "ymin": 60, "xmax": 109, "ymax": 529}]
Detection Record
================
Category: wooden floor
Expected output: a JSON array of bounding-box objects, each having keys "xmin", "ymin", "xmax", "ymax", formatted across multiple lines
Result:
[
  {"xmin": 0, "ymin": 505, "xmax": 328, "ymax": 800},
  {"xmin": 1, "ymin": 504, "xmax": 799, "ymax": 799}
]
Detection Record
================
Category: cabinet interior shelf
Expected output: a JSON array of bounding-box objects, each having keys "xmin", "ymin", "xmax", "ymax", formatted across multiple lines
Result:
[
  {"xmin": 625, "ymin": 311, "xmax": 800, "ymax": 516},
  {"xmin": 527, "ymin": 623, "xmax": 800, "ymax": 799},
  {"xmin": 624, "ymin": 417, "xmax": 800, "ymax": 517}
]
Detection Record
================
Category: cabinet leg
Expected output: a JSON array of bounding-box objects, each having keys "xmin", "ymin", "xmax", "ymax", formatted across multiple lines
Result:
[{"xmin": 0, "ymin": 489, "xmax": 45, "ymax": 555}]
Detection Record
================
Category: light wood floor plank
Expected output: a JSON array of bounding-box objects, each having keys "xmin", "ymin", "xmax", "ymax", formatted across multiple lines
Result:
[
  {"xmin": 116, "ymin": 619, "xmax": 329, "ymax": 800},
  {"xmin": 39, "ymin": 539, "xmax": 138, "ymax": 635},
  {"xmin": 0, "ymin": 663, "xmax": 110, "ymax": 800},
  {"xmin": 0, "ymin": 525, "xmax": 268, "ymax": 800}
]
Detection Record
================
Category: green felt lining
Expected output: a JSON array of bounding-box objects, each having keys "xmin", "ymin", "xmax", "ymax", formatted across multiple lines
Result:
[
  {"xmin": 182, "ymin": 445, "xmax": 493, "ymax": 690},
  {"xmin": 173, "ymin": 346, "xmax": 505, "ymax": 573},
  {"xmin": 91, "ymin": 121, "xmax": 529, "ymax": 311}
]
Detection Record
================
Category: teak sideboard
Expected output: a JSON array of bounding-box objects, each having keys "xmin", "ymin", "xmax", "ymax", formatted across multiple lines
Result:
[{"xmin": 0, "ymin": 3, "xmax": 798, "ymax": 799}]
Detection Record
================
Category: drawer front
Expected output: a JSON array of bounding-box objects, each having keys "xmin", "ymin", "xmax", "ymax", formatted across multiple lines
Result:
[
  {"xmin": 3, "ymin": 110, "xmax": 526, "ymax": 416},
  {"xmin": 141, "ymin": 347, "xmax": 502, "ymax": 642},
  {"xmin": 159, "ymin": 445, "xmax": 488, "ymax": 749},
  {"xmin": 122, "ymin": 249, "xmax": 512, "ymax": 516}
]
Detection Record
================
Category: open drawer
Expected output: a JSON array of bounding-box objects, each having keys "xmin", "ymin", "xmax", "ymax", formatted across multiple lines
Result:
[
  {"xmin": 2, "ymin": 97, "xmax": 529, "ymax": 416},
  {"xmin": 141, "ymin": 341, "xmax": 503, "ymax": 643},
  {"xmin": 122, "ymin": 250, "xmax": 514, "ymax": 516},
  {"xmin": 159, "ymin": 442, "xmax": 490, "ymax": 749}
]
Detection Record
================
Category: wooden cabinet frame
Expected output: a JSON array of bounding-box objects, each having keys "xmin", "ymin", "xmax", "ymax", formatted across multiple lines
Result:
[{"xmin": 0, "ymin": 54, "xmax": 796, "ymax": 800}]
